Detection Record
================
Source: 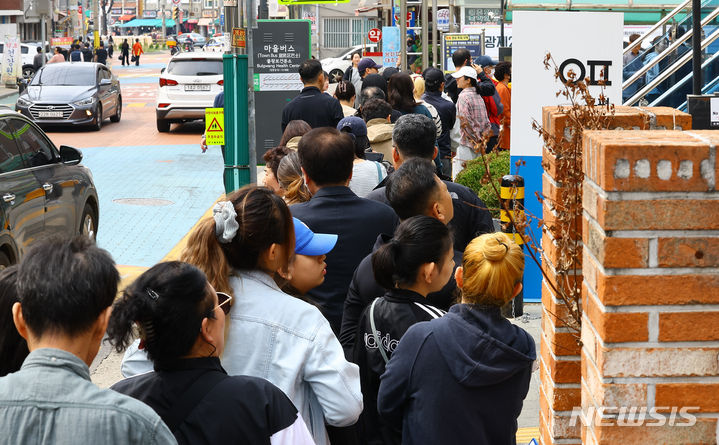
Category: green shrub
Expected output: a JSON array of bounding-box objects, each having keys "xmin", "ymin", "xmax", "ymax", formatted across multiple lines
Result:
[{"xmin": 455, "ymin": 150, "xmax": 511, "ymax": 218}]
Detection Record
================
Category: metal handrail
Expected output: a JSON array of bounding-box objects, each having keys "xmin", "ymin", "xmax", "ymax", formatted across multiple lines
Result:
[
  {"xmin": 624, "ymin": 24, "xmax": 719, "ymax": 105},
  {"xmin": 507, "ymin": 1, "xmax": 691, "ymax": 9},
  {"xmin": 650, "ymin": 49, "xmax": 719, "ymax": 107},
  {"xmin": 624, "ymin": 0, "xmax": 692, "ymax": 55},
  {"xmin": 622, "ymin": 5, "xmax": 719, "ymax": 90}
]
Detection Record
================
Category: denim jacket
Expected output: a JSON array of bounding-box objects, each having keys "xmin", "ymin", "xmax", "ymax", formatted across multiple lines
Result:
[
  {"xmin": 0, "ymin": 348, "xmax": 177, "ymax": 445},
  {"xmin": 222, "ymin": 270, "xmax": 363, "ymax": 445}
]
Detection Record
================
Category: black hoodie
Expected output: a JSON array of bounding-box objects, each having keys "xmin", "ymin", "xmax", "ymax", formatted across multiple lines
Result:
[{"xmin": 377, "ymin": 304, "xmax": 536, "ymax": 445}]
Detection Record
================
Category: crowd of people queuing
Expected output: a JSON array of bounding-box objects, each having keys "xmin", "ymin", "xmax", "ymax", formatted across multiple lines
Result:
[{"xmin": 0, "ymin": 47, "xmax": 536, "ymax": 445}]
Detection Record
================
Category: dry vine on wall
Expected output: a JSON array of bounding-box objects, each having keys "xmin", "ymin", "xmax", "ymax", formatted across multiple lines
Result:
[{"xmin": 458, "ymin": 52, "xmax": 618, "ymax": 343}]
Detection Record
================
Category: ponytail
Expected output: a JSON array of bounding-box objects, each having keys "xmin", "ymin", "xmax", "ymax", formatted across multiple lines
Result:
[
  {"xmin": 372, "ymin": 215, "xmax": 453, "ymax": 290},
  {"xmin": 180, "ymin": 217, "xmax": 231, "ymax": 294},
  {"xmin": 107, "ymin": 262, "xmax": 211, "ymax": 363},
  {"xmin": 469, "ymin": 77, "xmax": 482, "ymax": 95}
]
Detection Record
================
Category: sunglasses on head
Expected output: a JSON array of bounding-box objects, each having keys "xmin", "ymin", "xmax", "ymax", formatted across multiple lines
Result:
[{"xmin": 214, "ymin": 291, "xmax": 233, "ymax": 315}]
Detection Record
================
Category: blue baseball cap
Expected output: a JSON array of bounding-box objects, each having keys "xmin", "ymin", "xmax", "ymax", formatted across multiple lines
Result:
[{"xmin": 293, "ymin": 217, "xmax": 338, "ymax": 256}]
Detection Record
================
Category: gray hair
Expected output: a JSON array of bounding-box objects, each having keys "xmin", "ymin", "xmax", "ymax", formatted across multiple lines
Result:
[{"xmin": 392, "ymin": 114, "xmax": 437, "ymax": 159}]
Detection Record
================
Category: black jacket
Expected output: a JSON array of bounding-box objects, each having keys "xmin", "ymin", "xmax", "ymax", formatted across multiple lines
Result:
[
  {"xmin": 290, "ymin": 186, "xmax": 399, "ymax": 333},
  {"xmin": 366, "ymin": 179, "xmax": 494, "ymax": 253},
  {"xmin": 281, "ymin": 86, "xmax": 344, "ymax": 132},
  {"xmin": 422, "ymin": 90, "xmax": 456, "ymax": 158},
  {"xmin": 339, "ymin": 234, "xmax": 460, "ymax": 356},
  {"xmin": 111, "ymin": 357, "xmax": 299, "ymax": 445},
  {"xmin": 377, "ymin": 304, "xmax": 536, "ymax": 445},
  {"xmin": 444, "ymin": 69, "xmax": 496, "ymax": 103},
  {"xmin": 352, "ymin": 289, "xmax": 445, "ymax": 445}
]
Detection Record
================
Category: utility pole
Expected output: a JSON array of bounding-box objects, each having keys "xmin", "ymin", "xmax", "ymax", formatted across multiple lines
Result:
[
  {"xmin": 94, "ymin": 0, "xmax": 100, "ymax": 46},
  {"xmin": 161, "ymin": 0, "xmax": 166, "ymax": 38},
  {"xmin": 245, "ymin": 0, "xmax": 257, "ymax": 184}
]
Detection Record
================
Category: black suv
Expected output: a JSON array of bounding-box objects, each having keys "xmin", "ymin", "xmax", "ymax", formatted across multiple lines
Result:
[{"xmin": 0, "ymin": 109, "xmax": 99, "ymax": 267}]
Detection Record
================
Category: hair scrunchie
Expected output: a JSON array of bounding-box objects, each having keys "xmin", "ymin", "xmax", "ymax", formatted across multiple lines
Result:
[{"xmin": 213, "ymin": 201, "xmax": 239, "ymax": 244}]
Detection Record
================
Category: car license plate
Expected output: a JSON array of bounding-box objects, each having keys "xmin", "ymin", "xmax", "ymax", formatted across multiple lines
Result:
[
  {"xmin": 38, "ymin": 111, "xmax": 63, "ymax": 118},
  {"xmin": 184, "ymin": 84, "xmax": 211, "ymax": 91}
]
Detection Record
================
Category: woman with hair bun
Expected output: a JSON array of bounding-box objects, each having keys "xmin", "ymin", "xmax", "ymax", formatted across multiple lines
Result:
[
  {"xmin": 377, "ymin": 232, "xmax": 536, "ymax": 445},
  {"xmin": 108, "ymin": 261, "xmax": 314, "ymax": 444},
  {"xmin": 353, "ymin": 215, "xmax": 454, "ymax": 445}
]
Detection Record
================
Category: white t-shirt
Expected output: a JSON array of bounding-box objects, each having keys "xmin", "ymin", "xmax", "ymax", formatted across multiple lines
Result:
[{"xmin": 349, "ymin": 160, "xmax": 387, "ymax": 198}]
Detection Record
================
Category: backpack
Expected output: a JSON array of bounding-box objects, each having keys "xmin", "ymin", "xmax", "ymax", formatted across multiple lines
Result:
[{"xmin": 70, "ymin": 50, "xmax": 83, "ymax": 62}]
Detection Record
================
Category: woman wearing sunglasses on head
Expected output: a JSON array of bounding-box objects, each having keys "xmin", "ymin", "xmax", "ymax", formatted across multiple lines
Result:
[
  {"xmin": 180, "ymin": 185, "xmax": 362, "ymax": 445},
  {"xmin": 107, "ymin": 261, "xmax": 315, "ymax": 445}
]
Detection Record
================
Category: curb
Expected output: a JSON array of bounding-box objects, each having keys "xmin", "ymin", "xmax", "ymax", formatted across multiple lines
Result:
[{"xmin": 0, "ymin": 88, "xmax": 17, "ymax": 100}]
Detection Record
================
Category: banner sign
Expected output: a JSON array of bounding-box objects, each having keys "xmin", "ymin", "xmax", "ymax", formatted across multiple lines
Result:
[
  {"xmin": 1, "ymin": 37, "xmax": 22, "ymax": 84},
  {"xmin": 51, "ymin": 37, "xmax": 73, "ymax": 47},
  {"xmin": 382, "ymin": 26, "xmax": 400, "ymax": 68}
]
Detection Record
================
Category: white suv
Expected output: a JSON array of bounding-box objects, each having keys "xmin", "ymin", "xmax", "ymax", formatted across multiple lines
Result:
[{"xmin": 156, "ymin": 52, "xmax": 223, "ymax": 132}]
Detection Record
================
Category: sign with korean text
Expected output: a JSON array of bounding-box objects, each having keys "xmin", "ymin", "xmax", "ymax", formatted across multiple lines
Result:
[
  {"xmin": 382, "ymin": 26, "xmax": 400, "ymax": 68},
  {"xmin": 205, "ymin": 108, "xmax": 225, "ymax": 145},
  {"xmin": 441, "ymin": 33, "xmax": 483, "ymax": 71},
  {"xmin": 51, "ymin": 37, "xmax": 73, "ymax": 47},
  {"xmin": 1, "ymin": 37, "xmax": 21, "ymax": 84},
  {"xmin": 463, "ymin": 7, "xmax": 501, "ymax": 25},
  {"xmin": 437, "ymin": 8, "xmax": 450, "ymax": 31},
  {"xmin": 252, "ymin": 20, "xmax": 310, "ymax": 90},
  {"xmin": 368, "ymin": 28, "xmax": 381, "ymax": 43},
  {"xmin": 232, "ymin": 28, "xmax": 246, "ymax": 48}
]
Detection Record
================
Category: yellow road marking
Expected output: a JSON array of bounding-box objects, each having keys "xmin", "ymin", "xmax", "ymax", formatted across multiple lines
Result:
[
  {"xmin": 127, "ymin": 103, "xmax": 146, "ymax": 108},
  {"xmin": 161, "ymin": 196, "xmax": 224, "ymax": 262},
  {"xmin": 516, "ymin": 427, "xmax": 539, "ymax": 444}
]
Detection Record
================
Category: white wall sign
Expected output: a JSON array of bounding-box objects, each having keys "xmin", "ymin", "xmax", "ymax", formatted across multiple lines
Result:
[
  {"xmin": 460, "ymin": 24, "xmax": 512, "ymax": 61},
  {"xmin": 511, "ymin": 11, "xmax": 623, "ymax": 157}
]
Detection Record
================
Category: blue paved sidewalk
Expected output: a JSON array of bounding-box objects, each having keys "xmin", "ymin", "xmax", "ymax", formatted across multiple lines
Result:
[{"xmin": 81, "ymin": 144, "xmax": 224, "ymax": 267}]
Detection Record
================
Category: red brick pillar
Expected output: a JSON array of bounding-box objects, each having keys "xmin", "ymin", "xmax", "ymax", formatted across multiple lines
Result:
[
  {"xmin": 581, "ymin": 129, "xmax": 718, "ymax": 443},
  {"xmin": 539, "ymin": 107, "xmax": 692, "ymax": 445}
]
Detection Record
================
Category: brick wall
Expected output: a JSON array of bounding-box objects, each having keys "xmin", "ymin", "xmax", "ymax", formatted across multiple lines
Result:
[
  {"xmin": 539, "ymin": 106, "xmax": 693, "ymax": 445},
  {"xmin": 580, "ymin": 129, "xmax": 718, "ymax": 444}
]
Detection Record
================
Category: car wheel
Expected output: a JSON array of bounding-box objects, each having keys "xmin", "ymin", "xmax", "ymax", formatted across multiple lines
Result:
[
  {"xmin": 92, "ymin": 105, "xmax": 102, "ymax": 131},
  {"xmin": 80, "ymin": 203, "xmax": 98, "ymax": 240},
  {"xmin": 329, "ymin": 69, "xmax": 344, "ymax": 84},
  {"xmin": 157, "ymin": 118, "xmax": 170, "ymax": 132},
  {"xmin": 22, "ymin": 65, "xmax": 35, "ymax": 80},
  {"xmin": 110, "ymin": 97, "xmax": 122, "ymax": 122},
  {"xmin": 0, "ymin": 250, "xmax": 11, "ymax": 270}
]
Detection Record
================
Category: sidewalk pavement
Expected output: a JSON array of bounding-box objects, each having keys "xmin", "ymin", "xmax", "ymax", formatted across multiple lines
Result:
[{"xmin": 0, "ymin": 86, "xmax": 18, "ymax": 100}]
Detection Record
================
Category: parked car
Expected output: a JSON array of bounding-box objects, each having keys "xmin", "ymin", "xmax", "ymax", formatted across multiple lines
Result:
[
  {"xmin": 15, "ymin": 62, "xmax": 122, "ymax": 131},
  {"xmin": 321, "ymin": 44, "xmax": 379, "ymax": 83},
  {"xmin": 203, "ymin": 37, "xmax": 224, "ymax": 52},
  {"xmin": 181, "ymin": 32, "xmax": 206, "ymax": 47},
  {"xmin": 156, "ymin": 52, "xmax": 223, "ymax": 132},
  {"xmin": 0, "ymin": 109, "xmax": 99, "ymax": 268}
]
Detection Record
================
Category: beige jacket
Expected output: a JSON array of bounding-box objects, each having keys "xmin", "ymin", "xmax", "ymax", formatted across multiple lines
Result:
[{"xmin": 366, "ymin": 118, "xmax": 394, "ymax": 160}]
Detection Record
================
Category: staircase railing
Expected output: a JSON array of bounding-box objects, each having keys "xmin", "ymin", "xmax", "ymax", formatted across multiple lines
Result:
[{"xmin": 624, "ymin": 23, "xmax": 719, "ymax": 105}]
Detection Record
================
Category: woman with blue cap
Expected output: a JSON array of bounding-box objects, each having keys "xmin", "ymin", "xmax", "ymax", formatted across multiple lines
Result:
[{"xmin": 280, "ymin": 217, "xmax": 337, "ymax": 297}]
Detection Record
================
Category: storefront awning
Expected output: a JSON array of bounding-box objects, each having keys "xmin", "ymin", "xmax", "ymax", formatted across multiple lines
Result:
[
  {"xmin": 118, "ymin": 14, "xmax": 135, "ymax": 21},
  {"xmin": 197, "ymin": 18, "xmax": 212, "ymax": 26},
  {"xmin": 118, "ymin": 18, "xmax": 178, "ymax": 27}
]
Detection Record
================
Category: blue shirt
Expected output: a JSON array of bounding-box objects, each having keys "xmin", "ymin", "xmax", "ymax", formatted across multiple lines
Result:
[{"xmin": 0, "ymin": 348, "xmax": 177, "ymax": 445}]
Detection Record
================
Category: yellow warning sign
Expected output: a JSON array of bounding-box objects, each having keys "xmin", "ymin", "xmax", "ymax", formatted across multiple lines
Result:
[{"xmin": 205, "ymin": 108, "xmax": 225, "ymax": 145}]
